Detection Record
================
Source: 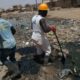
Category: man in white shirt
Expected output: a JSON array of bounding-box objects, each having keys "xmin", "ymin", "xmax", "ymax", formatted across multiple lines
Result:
[{"xmin": 31, "ymin": 3, "xmax": 56, "ymax": 65}]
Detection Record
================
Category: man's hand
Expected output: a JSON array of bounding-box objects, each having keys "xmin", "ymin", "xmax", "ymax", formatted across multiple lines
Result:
[
  {"xmin": 49, "ymin": 25, "xmax": 56, "ymax": 32},
  {"xmin": 11, "ymin": 27, "xmax": 16, "ymax": 35}
]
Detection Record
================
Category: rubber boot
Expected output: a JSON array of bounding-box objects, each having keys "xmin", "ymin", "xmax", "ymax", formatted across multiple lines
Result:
[
  {"xmin": 48, "ymin": 54, "xmax": 55, "ymax": 63},
  {"xmin": 43, "ymin": 56, "xmax": 49, "ymax": 66}
]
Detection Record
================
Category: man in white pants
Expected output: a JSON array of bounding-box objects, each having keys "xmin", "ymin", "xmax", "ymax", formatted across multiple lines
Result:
[{"xmin": 31, "ymin": 3, "xmax": 56, "ymax": 65}]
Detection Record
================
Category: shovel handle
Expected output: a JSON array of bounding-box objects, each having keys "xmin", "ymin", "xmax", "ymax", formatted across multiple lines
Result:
[
  {"xmin": 53, "ymin": 32, "xmax": 64, "ymax": 55},
  {"xmin": 53, "ymin": 32, "xmax": 66, "ymax": 64},
  {"xmin": 53, "ymin": 32, "xmax": 65, "ymax": 65}
]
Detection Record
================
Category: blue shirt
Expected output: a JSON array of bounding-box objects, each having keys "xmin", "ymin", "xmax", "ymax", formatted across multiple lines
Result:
[{"xmin": 0, "ymin": 18, "xmax": 16, "ymax": 48}]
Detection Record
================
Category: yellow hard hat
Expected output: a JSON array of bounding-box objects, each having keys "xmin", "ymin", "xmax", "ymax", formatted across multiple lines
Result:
[{"xmin": 38, "ymin": 3, "xmax": 49, "ymax": 10}]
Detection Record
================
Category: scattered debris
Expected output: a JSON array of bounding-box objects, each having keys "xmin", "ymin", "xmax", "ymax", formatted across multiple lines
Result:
[
  {"xmin": 59, "ymin": 69, "xmax": 73, "ymax": 79},
  {"xmin": 0, "ymin": 12, "xmax": 80, "ymax": 80}
]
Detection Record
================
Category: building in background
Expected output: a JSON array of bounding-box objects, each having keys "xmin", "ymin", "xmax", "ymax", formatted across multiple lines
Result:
[
  {"xmin": 1, "ymin": 0, "xmax": 80, "ymax": 14},
  {"xmin": 43, "ymin": 0, "xmax": 80, "ymax": 8}
]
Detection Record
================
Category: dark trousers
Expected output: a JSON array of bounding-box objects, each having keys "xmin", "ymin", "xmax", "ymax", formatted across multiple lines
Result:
[{"xmin": 0, "ymin": 46, "xmax": 16, "ymax": 64}]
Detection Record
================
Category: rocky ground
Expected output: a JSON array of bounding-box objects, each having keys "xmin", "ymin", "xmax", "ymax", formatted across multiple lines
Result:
[{"xmin": 0, "ymin": 8, "xmax": 80, "ymax": 80}]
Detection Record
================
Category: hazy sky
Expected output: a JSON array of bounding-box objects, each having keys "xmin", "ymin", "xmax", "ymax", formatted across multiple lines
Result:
[{"xmin": 0, "ymin": 0, "xmax": 42, "ymax": 9}]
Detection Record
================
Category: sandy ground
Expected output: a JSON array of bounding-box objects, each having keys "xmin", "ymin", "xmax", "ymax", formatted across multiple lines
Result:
[{"xmin": 48, "ymin": 8, "xmax": 80, "ymax": 19}]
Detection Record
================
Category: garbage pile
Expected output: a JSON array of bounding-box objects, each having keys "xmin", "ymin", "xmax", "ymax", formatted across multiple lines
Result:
[{"xmin": 0, "ymin": 12, "xmax": 80, "ymax": 80}]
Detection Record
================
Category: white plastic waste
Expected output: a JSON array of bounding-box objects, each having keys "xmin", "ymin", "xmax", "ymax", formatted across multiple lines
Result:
[
  {"xmin": 25, "ymin": 42, "xmax": 29, "ymax": 46},
  {"xmin": 59, "ymin": 69, "xmax": 73, "ymax": 79}
]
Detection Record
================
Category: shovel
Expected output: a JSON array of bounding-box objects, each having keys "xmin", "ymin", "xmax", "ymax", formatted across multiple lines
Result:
[{"xmin": 53, "ymin": 32, "xmax": 65, "ymax": 65}]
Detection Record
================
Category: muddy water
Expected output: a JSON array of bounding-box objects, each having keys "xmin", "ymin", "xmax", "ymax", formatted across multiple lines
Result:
[{"xmin": 47, "ymin": 18, "xmax": 80, "ymax": 28}]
